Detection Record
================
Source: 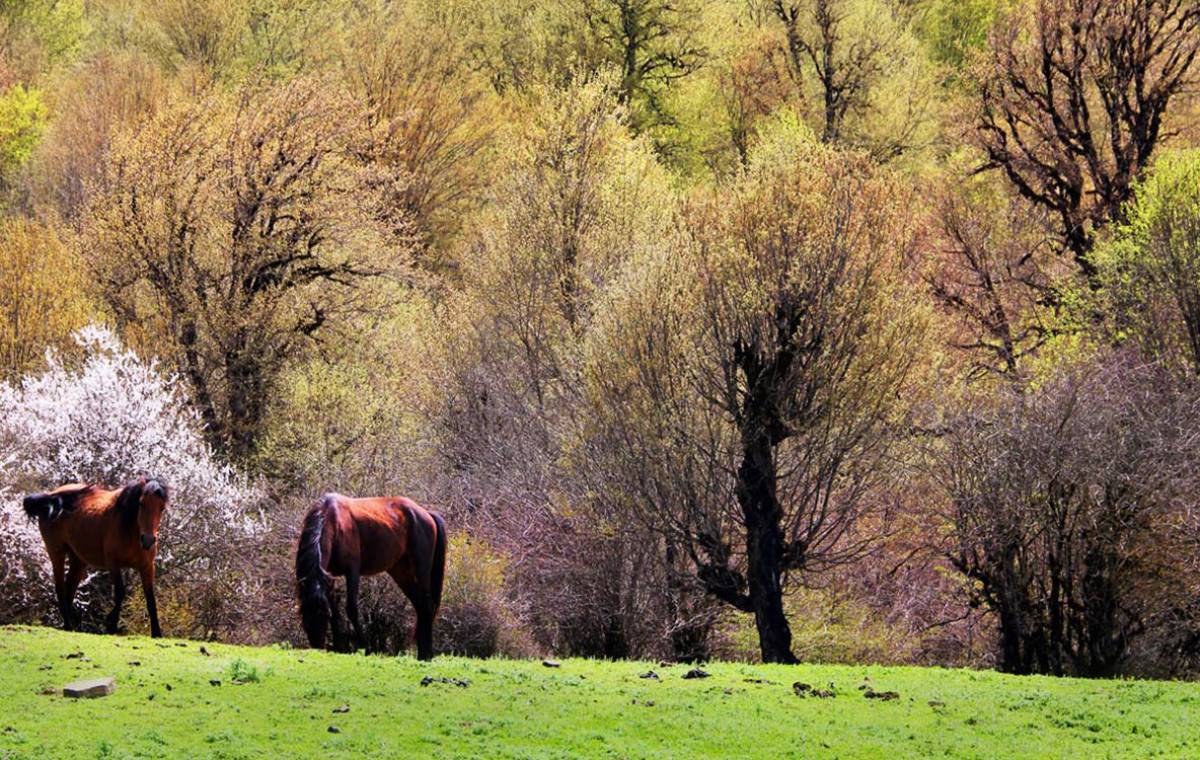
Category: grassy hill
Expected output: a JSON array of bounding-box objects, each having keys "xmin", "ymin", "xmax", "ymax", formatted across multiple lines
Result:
[{"xmin": 0, "ymin": 626, "xmax": 1196, "ymax": 759}]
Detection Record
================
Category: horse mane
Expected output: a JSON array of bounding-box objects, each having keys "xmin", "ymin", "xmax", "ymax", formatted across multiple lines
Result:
[{"xmin": 113, "ymin": 478, "xmax": 168, "ymax": 528}]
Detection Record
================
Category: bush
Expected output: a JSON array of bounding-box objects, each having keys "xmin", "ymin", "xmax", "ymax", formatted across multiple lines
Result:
[
  {"xmin": 0, "ymin": 325, "xmax": 266, "ymax": 636},
  {"xmin": 435, "ymin": 535, "xmax": 536, "ymax": 658},
  {"xmin": 336, "ymin": 530, "xmax": 536, "ymax": 659}
]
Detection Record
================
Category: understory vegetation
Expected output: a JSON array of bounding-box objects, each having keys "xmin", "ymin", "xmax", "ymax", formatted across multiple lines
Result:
[{"xmin": 3, "ymin": 0, "xmax": 1200, "ymax": 679}]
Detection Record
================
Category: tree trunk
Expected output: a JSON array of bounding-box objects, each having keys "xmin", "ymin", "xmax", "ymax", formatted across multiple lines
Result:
[
  {"xmin": 225, "ymin": 341, "xmax": 267, "ymax": 462},
  {"xmin": 178, "ymin": 321, "xmax": 225, "ymax": 454},
  {"xmin": 737, "ymin": 429, "xmax": 797, "ymax": 664}
]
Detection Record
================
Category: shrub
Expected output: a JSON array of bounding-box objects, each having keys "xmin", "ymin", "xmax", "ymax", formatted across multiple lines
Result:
[
  {"xmin": 341, "ymin": 530, "xmax": 536, "ymax": 659},
  {"xmin": 435, "ymin": 535, "xmax": 536, "ymax": 659},
  {"xmin": 941, "ymin": 352, "xmax": 1200, "ymax": 677},
  {"xmin": 0, "ymin": 325, "xmax": 265, "ymax": 636}
]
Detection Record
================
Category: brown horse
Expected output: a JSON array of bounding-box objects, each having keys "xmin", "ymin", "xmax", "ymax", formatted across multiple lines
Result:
[
  {"xmin": 22, "ymin": 478, "xmax": 169, "ymax": 637},
  {"xmin": 295, "ymin": 494, "xmax": 446, "ymax": 660}
]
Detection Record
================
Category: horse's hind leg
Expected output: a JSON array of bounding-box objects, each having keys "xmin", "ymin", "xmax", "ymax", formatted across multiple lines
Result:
[
  {"xmin": 105, "ymin": 567, "xmax": 126, "ymax": 634},
  {"xmin": 392, "ymin": 572, "xmax": 434, "ymax": 661},
  {"xmin": 345, "ymin": 568, "xmax": 366, "ymax": 653},
  {"xmin": 413, "ymin": 594, "xmax": 434, "ymax": 661}
]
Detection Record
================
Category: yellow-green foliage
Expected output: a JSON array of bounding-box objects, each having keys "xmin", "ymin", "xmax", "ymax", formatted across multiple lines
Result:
[
  {"xmin": 717, "ymin": 586, "xmax": 921, "ymax": 665},
  {"xmin": 254, "ymin": 293, "xmax": 441, "ymax": 491},
  {"xmin": 439, "ymin": 535, "xmax": 538, "ymax": 658},
  {"xmin": 0, "ymin": 84, "xmax": 45, "ymax": 183},
  {"xmin": 1095, "ymin": 148, "xmax": 1200, "ymax": 375},
  {"xmin": 0, "ymin": 0, "xmax": 84, "ymax": 79},
  {"xmin": 916, "ymin": 0, "xmax": 1007, "ymax": 70},
  {"xmin": 0, "ymin": 218, "xmax": 96, "ymax": 380}
]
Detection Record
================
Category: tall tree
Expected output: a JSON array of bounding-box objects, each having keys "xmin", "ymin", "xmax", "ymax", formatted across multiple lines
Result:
[
  {"xmin": 82, "ymin": 78, "xmax": 405, "ymax": 460},
  {"xmin": 773, "ymin": 0, "xmax": 890, "ymax": 143},
  {"xmin": 976, "ymin": 0, "xmax": 1200, "ymax": 280},
  {"xmin": 346, "ymin": 14, "xmax": 495, "ymax": 272},
  {"xmin": 0, "ymin": 219, "xmax": 95, "ymax": 380},
  {"xmin": 941, "ymin": 354, "xmax": 1200, "ymax": 676},
  {"xmin": 580, "ymin": 0, "xmax": 705, "ymax": 133},
  {"xmin": 769, "ymin": 0, "xmax": 936, "ymax": 158},
  {"xmin": 1099, "ymin": 149, "xmax": 1200, "ymax": 376},
  {"xmin": 587, "ymin": 140, "xmax": 930, "ymax": 662},
  {"xmin": 927, "ymin": 178, "xmax": 1061, "ymax": 379}
]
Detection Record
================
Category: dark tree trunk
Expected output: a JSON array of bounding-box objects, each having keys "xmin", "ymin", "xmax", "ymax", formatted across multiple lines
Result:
[
  {"xmin": 225, "ymin": 336, "xmax": 268, "ymax": 462},
  {"xmin": 737, "ymin": 429, "xmax": 797, "ymax": 664},
  {"xmin": 178, "ymin": 321, "xmax": 225, "ymax": 454}
]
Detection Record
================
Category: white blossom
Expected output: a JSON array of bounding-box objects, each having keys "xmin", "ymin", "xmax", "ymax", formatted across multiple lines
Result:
[{"xmin": 0, "ymin": 325, "xmax": 264, "ymax": 618}]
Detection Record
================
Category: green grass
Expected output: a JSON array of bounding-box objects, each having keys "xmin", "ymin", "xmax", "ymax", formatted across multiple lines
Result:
[{"xmin": 0, "ymin": 626, "xmax": 1197, "ymax": 759}]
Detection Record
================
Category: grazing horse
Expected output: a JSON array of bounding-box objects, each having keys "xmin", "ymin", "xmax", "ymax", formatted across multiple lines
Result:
[
  {"xmin": 295, "ymin": 494, "xmax": 446, "ymax": 660},
  {"xmin": 22, "ymin": 478, "xmax": 169, "ymax": 637}
]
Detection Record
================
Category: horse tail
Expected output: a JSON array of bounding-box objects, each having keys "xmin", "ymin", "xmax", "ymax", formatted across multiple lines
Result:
[
  {"xmin": 22, "ymin": 486, "xmax": 91, "ymax": 522},
  {"xmin": 429, "ymin": 511, "xmax": 447, "ymax": 617},
  {"xmin": 296, "ymin": 497, "xmax": 335, "ymax": 649},
  {"xmin": 22, "ymin": 493, "xmax": 59, "ymax": 521}
]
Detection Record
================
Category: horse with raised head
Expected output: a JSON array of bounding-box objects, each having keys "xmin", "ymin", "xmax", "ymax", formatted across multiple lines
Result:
[
  {"xmin": 295, "ymin": 494, "xmax": 446, "ymax": 660},
  {"xmin": 22, "ymin": 478, "xmax": 169, "ymax": 637}
]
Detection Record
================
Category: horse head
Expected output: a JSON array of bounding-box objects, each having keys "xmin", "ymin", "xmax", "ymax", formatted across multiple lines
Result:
[{"xmin": 118, "ymin": 477, "xmax": 169, "ymax": 550}]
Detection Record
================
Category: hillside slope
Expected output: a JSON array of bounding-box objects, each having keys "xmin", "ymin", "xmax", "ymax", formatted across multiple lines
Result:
[{"xmin": 0, "ymin": 626, "xmax": 1195, "ymax": 759}]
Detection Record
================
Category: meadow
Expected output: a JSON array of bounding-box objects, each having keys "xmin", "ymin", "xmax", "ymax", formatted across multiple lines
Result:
[{"xmin": 0, "ymin": 626, "xmax": 1196, "ymax": 759}]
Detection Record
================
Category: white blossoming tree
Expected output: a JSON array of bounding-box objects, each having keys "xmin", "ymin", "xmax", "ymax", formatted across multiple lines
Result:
[{"xmin": 0, "ymin": 325, "xmax": 264, "ymax": 631}]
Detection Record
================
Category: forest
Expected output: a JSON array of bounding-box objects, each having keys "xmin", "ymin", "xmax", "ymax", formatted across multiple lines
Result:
[{"xmin": 2, "ymin": 0, "xmax": 1200, "ymax": 680}]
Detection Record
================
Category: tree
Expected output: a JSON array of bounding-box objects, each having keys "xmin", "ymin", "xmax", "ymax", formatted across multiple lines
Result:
[
  {"xmin": 976, "ymin": 0, "xmax": 1200, "ymax": 280},
  {"xmin": 1098, "ymin": 149, "xmax": 1200, "ymax": 377},
  {"xmin": 0, "ymin": 82, "xmax": 44, "ymax": 203},
  {"xmin": 0, "ymin": 219, "xmax": 95, "ymax": 381},
  {"xmin": 82, "ymin": 77, "xmax": 404, "ymax": 461},
  {"xmin": 0, "ymin": 0, "xmax": 83, "ymax": 82},
  {"xmin": 345, "ymin": 13, "xmax": 495, "ymax": 271},
  {"xmin": 926, "ymin": 177, "xmax": 1062, "ymax": 379},
  {"xmin": 769, "ymin": 0, "xmax": 935, "ymax": 158},
  {"xmin": 430, "ymin": 78, "xmax": 689, "ymax": 658},
  {"xmin": 587, "ymin": 139, "xmax": 930, "ymax": 662},
  {"xmin": 916, "ymin": 0, "xmax": 1001, "ymax": 71},
  {"xmin": 718, "ymin": 29, "xmax": 802, "ymax": 167},
  {"xmin": 773, "ymin": 0, "xmax": 889, "ymax": 143},
  {"xmin": 580, "ymin": 0, "xmax": 706, "ymax": 134},
  {"xmin": 24, "ymin": 52, "xmax": 165, "ymax": 223},
  {"xmin": 143, "ymin": 0, "xmax": 248, "ymax": 73},
  {"xmin": 940, "ymin": 353, "xmax": 1200, "ymax": 676}
]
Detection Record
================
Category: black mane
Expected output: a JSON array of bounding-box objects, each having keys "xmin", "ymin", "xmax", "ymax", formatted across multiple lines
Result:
[{"xmin": 114, "ymin": 478, "xmax": 168, "ymax": 528}]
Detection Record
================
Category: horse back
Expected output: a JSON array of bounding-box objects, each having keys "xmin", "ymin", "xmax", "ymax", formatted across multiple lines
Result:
[
  {"xmin": 326, "ymin": 496, "xmax": 437, "ymax": 579},
  {"xmin": 29, "ymin": 485, "xmax": 131, "ymax": 568}
]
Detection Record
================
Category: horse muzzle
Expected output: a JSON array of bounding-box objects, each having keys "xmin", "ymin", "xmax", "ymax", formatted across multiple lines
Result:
[{"xmin": 140, "ymin": 534, "xmax": 156, "ymax": 550}]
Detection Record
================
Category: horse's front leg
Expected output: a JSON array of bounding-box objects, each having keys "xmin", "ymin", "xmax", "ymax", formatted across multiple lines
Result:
[
  {"xmin": 105, "ymin": 567, "xmax": 126, "ymax": 634},
  {"xmin": 345, "ymin": 568, "xmax": 365, "ymax": 653},
  {"xmin": 61, "ymin": 552, "xmax": 86, "ymax": 631},
  {"xmin": 138, "ymin": 563, "xmax": 162, "ymax": 638},
  {"xmin": 50, "ymin": 551, "xmax": 72, "ymax": 631},
  {"xmin": 328, "ymin": 583, "xmax": 349, "ymax": 652}
]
